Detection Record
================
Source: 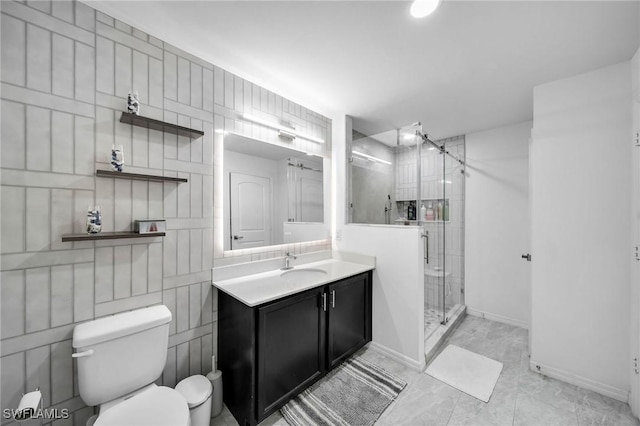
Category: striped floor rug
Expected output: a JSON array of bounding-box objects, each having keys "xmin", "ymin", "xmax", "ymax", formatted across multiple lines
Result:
[{"xmin": 281, "ymin": 357, "xmax": 407, "ymax": 426}]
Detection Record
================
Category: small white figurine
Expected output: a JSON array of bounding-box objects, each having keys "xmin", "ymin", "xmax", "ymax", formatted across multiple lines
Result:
[
  {"xmin": 86, "ymin": 206, "xmax": 102, "ymax": 234},
  {"xmin": 127, "ymin": 91, "xmax": 140, "ymax": 115},
  {"xmin": 111, "ymin": 145, "xmax": 124, "ymax": 172}
]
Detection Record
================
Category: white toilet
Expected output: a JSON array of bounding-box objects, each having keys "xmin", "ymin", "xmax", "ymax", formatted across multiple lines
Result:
[{"xmin": 72, "ymin": 305, "xmax": 190, "ymax": 426}]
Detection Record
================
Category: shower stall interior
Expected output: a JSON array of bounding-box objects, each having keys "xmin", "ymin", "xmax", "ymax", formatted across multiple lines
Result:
[{"xmin": 349, "ymin": 122, "xmax": 466, "ymax": 344}]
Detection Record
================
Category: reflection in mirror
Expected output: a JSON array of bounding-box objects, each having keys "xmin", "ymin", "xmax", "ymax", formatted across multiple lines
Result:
[{"xmin": 223, "ymin": 133, "xmax": 326, "ymax": 251}]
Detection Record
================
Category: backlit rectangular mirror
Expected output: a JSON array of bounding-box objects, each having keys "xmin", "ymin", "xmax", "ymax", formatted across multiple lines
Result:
[{"xmin": 223, "ymin": 133, "xmax": 327, "ymax": 251}]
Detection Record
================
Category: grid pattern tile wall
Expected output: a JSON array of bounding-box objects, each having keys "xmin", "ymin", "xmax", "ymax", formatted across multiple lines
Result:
[{"xmin": 0, "ymin": 1, "xmax": 332, "ymax": 424}]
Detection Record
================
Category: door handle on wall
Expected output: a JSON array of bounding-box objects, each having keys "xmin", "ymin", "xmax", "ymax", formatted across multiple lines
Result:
[
  {"xmin": 521, "ymin": 253, "xmax": 532, "ymax": 261},
  {"xmin": 233, "ymin": 235, "xmax": 244, "ymax": 240}
]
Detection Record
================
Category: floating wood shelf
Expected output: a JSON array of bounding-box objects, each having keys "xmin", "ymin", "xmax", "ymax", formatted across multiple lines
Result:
[
  {"xmin": 96, "ymin": 170, "xmax": 188, "ymax": 183},
  {"xmin": 61, "ymin": 232, "xmax": 166, "ymax": 242},
  {"xmin": 119, "ymin": 112, "xmax": 205, "ymax": 138}
]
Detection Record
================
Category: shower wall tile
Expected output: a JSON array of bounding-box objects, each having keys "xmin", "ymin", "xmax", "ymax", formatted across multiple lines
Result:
[
  {"xmin": 1, "ymin": 352, "xmax": 25, "ymax": 417},
  {"xmin": 163, "ymin": 345, "xmax": 177, "ymax": 388},
  {"xmin": 51, "ymin": 340, "xmax": 74, "ymax": 405},
  {"xmin": 51, "ymin": 0, "xmax": 73, "ymax": 23},
  {"xmin": 189, "ymin": 337, "xmax": 202, "ymax": 376},
  {"xmin": 1, "ymin": 100, "xmax": 26, "ymax": 169},
  {"xmin": 26, "ymin": 345, "xmax": 52, "ymax": 408},
  {"xmin": 27, "ymin": 24, "xmax": 52, "ymax": 93},
  {"xmin": 176, "ymin": 342, "xmax": 189, "ymax": 383},
  {"xmin": 25, "ymin": 267, "xmax": 51, "ymax": 333},
  {"xmin": 73, "ymin": 262, "xmax": 94, "ymax": 322},
  {"xmin": 52, "ymin": 34, "xmax": 74, "ymax": 99},
  {"xmin": 51, "ymin": 265, "xmax": 74, "ymax": 327},
  {"xmin": 1, "ymin": 270, "xmax": 25, "ymax": 338},
  {"xmin": 1, "ymin": 14, "xmax": 26, "ymax": 86}
]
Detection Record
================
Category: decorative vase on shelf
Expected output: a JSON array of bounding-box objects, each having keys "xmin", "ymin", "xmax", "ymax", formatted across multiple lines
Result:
[
  {"xmin": 127, "ymin": 91, "xmax": 140, "ymax": 115},
  {"xmin": 111, "ymin": 145, "xmax": 124, "ymax": 172},
  {"xmin": 87, "ymin": 206, "xmax": 102, "ymax": 234}
]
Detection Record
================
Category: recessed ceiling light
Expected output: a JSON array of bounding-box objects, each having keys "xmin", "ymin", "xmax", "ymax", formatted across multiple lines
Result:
[{"xmin": 410, "ymin": 0, "xmax": 442, "ymax": 18}]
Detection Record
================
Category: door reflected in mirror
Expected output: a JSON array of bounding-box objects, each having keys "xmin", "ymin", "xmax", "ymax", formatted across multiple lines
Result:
[{"xmin": 224, "ymin": 133, "xmax": 326, "ymax": 251}]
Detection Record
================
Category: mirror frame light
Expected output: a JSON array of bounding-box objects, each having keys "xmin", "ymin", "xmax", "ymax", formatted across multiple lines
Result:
[{"xmin": 213, "ymin": 129, "xmax": 331, "ymax": 260}]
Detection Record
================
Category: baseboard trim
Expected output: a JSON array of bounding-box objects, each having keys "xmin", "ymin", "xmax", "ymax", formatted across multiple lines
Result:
[
  {"xmin": 466, "ymin": 307, "xmax": 529, "ymax": 330},
  {"xmin": 369, "ymin": 341, "xmax": 425, "ymax": 371},
  {"xmin": 529, "ymin": 358, "xmax": 629, "ymax": 403}
]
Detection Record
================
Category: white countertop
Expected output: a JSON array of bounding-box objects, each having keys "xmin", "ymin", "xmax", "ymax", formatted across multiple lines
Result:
[{"xmin": 212, "ymin": 256, "xmax": 375, "ymax": 307}]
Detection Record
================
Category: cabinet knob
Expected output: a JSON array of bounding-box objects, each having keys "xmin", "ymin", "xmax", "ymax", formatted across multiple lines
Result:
[{"xmin": 331, "ymin": 290, "xmax": 336, "ymax": 308}]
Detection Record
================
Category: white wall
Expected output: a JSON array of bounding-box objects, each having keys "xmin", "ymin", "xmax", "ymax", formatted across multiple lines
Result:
[
  {"xmin": 464, "ymin": 121, "xmax": 531, "ymax": 328},
  {"xmin": 339, "ymin": 224, "xmax": 425, "ymax": 369},
  {"xmin": 334, "ymin": 116, "xmax": 425, "ymax": 369},
  {"xmin": 531, "ymin": 61, "xmax": 632, "ymax": 400},
  {"xmin": 629, "ymin": 46, "xmax": 640, "ymax": 416}
]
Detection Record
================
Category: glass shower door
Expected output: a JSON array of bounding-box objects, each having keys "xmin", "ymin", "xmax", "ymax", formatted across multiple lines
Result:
[{"xmin": 418, "ymin": 131, "xmax": 446, "ymax": 336}]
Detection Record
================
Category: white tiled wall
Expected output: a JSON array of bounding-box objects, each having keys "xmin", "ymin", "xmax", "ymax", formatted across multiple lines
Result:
[{"xmin": 0, "ymin": 1, "xmax": 331, "ymax": 424}]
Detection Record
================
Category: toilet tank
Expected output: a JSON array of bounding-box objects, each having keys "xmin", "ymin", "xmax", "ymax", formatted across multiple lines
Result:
[{"xmin": 72, "ymin": 305, "xmax": 172, "ymax": 406}]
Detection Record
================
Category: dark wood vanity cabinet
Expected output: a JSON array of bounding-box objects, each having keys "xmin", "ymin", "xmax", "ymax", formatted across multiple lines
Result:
[
  {"xmin": 327, "ymin": 274, "xmax": 371, "ymax": 369},
  {"xmin": 218, "ymin": 271, "xmax": 372, "ymax": 426},
  {"xmin": 256, "ymin": 287, "xmax": 326, "ymax": 419}
]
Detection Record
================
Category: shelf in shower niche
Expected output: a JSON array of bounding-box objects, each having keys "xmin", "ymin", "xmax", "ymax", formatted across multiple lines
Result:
[
  {"xmin": 61, "ymin": 232, "xmax": 166, "ymax": 242},
  {"xmin": 119, "ymin": 112, "xmax": 205, "ymax": 138},
  {"xmin": 394, "ymin": 219, "xmax": 451, "ymax": 224},
  {"xmin": 96, "ymin": 170, "xmax": 188, "ymax": 183}
]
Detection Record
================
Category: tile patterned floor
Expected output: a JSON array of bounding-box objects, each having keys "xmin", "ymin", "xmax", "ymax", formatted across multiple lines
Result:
[
  {"xmin": 425, "ymin": 306, "xmax": 442, "ymax": 338},
  {"xmin": 212, "ymin": 315, "xmax": 639, "ymax": 426}
]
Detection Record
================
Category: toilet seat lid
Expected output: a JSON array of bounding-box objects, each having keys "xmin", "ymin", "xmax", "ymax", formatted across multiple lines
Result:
[{"xmin": 95, "ymin": 386, "xmax": 189, "ymax": 426}]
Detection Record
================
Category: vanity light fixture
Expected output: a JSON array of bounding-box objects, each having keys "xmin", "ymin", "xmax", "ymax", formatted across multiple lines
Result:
[
  {"xmin": 352, "ymin": 150, "xmax": 392, "ymax": 165},
  {"xmin": 241, "ymin": 113, "xmax": 325, "ymax": 144},
  {"xmin": 241, "ymin": 113, "xmax": 289, "ymax": 131},
  {"xmin": 410, "ymin": 0, "xmax": 442, "ymax": 18},
  {"xmin": 278, "ymin": 129, "xmax": 296, "ymax": 141}
]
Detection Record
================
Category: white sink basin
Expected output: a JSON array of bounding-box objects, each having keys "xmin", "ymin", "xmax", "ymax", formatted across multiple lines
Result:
[{"xmin": 280, "ymin": 268, "xmax": 328, "ymax": 281}]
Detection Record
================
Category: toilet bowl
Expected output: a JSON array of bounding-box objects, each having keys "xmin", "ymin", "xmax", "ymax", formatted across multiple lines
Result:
[
  {"xmin": 95, "ymin": 385, "xmax": 189, "ymax": 426},
  {"xmin": 72, "ymin": 305, "xmax": 189, "ymax": 426}
]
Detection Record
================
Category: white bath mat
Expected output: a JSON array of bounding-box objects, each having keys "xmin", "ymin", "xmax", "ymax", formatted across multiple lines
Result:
[{"xmin": 425, "ymin": 344, "xmax": 502, "ymax": 402}]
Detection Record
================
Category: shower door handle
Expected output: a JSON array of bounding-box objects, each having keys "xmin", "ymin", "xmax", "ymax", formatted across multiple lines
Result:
[
  {"xmin": 421, "ymin": 232, "xmax": 429, "ymax": 264},
  {"xmin": 521, "ymin": 253, "xmax": 531, "ymax": 261}
]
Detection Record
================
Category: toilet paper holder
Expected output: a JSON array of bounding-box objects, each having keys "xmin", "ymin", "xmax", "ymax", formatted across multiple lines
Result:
[{"xmin": 15, "ymin": 388, "xmax": 42, "ymax": 423}]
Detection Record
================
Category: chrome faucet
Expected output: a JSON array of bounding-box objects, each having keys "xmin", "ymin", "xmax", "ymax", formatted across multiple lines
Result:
[{"xmin": 281, "ymin": 252, "xmax": 297, "ymax": 270}]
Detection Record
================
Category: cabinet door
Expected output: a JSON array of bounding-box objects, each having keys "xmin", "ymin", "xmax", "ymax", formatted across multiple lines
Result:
[
  {"xmin": 327, "ymin": 273, "xmax": 372, "ymax": 369},
  {"xmin": 257, "ymin": 288, "xmax": 326, "ymax": 420}
]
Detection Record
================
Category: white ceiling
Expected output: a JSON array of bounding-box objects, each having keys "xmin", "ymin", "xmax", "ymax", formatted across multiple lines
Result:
[{"xmin": 87, "ymin": 1, "xmax": 639, "ymax": 139}]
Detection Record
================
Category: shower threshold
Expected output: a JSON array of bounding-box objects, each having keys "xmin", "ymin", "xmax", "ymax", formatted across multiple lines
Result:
[{"xmin": 424, "ymin": 304, "xmax": 466, "ymax": 365}]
